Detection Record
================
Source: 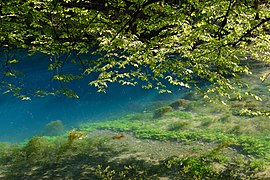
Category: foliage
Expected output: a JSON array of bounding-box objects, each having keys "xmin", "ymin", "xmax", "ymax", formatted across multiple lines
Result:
[{"xmin": 1, "ymin": 0, "xmax": 270, "ymax": 100}]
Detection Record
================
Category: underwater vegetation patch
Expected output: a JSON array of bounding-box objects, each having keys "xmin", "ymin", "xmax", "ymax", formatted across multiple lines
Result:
[
  {"xmin": 152, "ymin": 106, "xmax": 174, "ymax": 119},
  {"xmin": 1, "ymin": 131, "xmax": 268, "ymax": 179},
  {"xmin": 200, "ymin": 117, "xmax": 215, "ymax": 127},
  {"xmin": 1, "ymin": 90, "xmax": 270, "ymax": 179},
  {"xmin": 67, "ymin": 129, "xmax": 86, "ymax": 146},
  {"xmin": 169, "ymin": 99, "xmax": 190, "ymax": 110},
  {"xmin": 167, "ymin": 121, "xmax": 191, "ymax": 131},
  {"xmin": 218, "ymin": 113, "xmax": 233, "ymax": 123},
  {"xmin": 164, "ymin": 110, "xmax": 193, "ymax": 119}
]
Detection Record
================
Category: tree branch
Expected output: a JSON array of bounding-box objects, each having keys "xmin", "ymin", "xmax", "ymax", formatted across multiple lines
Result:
[{"xmin": 231, "ymin": 17, "xmax": 270, "ymax": 47}]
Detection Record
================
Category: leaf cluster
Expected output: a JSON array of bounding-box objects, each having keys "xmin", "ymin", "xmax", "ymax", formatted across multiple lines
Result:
[{"xmin": 1, "ymin": 0, "xmax": 270, "ymax": 99}]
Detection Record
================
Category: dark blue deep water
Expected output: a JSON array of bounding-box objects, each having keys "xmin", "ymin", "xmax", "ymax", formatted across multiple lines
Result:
[{"xmin": 0, "ymin": 50, "xmax": 185, "ymax": 142}]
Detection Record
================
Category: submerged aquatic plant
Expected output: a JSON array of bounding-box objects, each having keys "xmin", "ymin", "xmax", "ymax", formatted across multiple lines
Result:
[
  {"xmin": 167, "ymin": 121, "xmax": 191, "ymax": 131},
  {"xmin": 153, "ymin": 106, "xmax": 174, "ymax": 119},
  {"xmin": 68, "ymin": 130, "xmax": 86, "ymax": 146},
  {"xmin": 200, "ymin": 117, "xmax": 215, "ymax": 127},
  {"xmin": 165, "ymin": 110, "xmax": 193, "ymax": 119},
  {"xmin": 112, "ymin": 134, "xmax": 125, "ymax": 140},
  {"xmin": 169, "ymin": 99, "xmax": 189, "ymax": 110},
  {"xmin": 218, "ymin": 113, "xmax": 232, "ymax": 123}
]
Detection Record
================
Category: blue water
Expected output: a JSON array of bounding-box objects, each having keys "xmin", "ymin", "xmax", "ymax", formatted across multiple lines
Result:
[{"xmin": 0, "ymin": 50, "xmax": 185, "ymax": 142}]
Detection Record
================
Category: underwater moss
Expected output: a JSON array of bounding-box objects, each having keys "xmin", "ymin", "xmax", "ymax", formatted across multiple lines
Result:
[
  {"xmin": 231, "ymin": 100, "xmax": 260, "ymax": 109},
  {"xmin": 169, "ymin": 99, "xmax": 190, "ymax": 110},
  {"xmin": 23, "ymin": 136, "xmax": 55, "ymax": 165},
  {"xmin": 111, "ymin": 133, "xmax": 125, "ymax": 140},
  {"xmin": 200, "ymin": 117, "xmax": 215, "ymax": 127},
  {"xmin": 122, "ymin": 113, "xmax": 152, "ymax": 121},
  {"xmin": 245, "ymin": 100, "xmax": 261, "ymax": 109},
  {"xmin": 0, "ymin": 142, "xmax": 21, "ymax": 165},
  {"xmin": 153, "ymin": 106, "xmax": 174, "ymax": 119},
  {"xmin": 167, "ymin": 121, "xmax": 191, "ymax": 131},
  {"xmin": 183, "ymin": 100, "xmax": 204, "ymax": 112},
  {"xmin": 143, "ymin": 101, "xmax": 169, "ymax": 112},
  {"xmin": 165, "ymin": 110, "xmax": 193, "ymax": 119},
  {"xmin": 218, "ymin": 113, "xmax": 232, "ymax": 123}
]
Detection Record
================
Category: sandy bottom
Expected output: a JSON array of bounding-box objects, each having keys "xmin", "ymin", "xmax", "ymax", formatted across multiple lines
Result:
[{"xmin": 89, "ymin": 130, "xmax": 213, "ymax": 162}]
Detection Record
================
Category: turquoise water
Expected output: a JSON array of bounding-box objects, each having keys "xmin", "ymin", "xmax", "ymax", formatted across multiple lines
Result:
[
  {"xmin": 1, "ymin": 51, "xmax": 270, "ymax": 179},
  {"xmin": 0, "ymin": 50, "xmax": 184, "ymax": 142}
]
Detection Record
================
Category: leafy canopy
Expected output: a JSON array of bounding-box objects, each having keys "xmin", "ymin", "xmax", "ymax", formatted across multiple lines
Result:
[{"xmin": 0, "ymin": 0, "xmax": 270, "ymax": 100}]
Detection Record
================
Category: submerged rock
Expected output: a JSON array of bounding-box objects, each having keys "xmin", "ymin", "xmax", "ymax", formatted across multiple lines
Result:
[{"xmin": 41, "ymin": 120, "xmax": 64, "ymax": 136}]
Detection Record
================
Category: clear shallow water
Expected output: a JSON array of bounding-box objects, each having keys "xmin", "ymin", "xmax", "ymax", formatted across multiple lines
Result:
[{"xmin": 0, "ymin": 50, "xmax": 185, "ymax": 142}]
